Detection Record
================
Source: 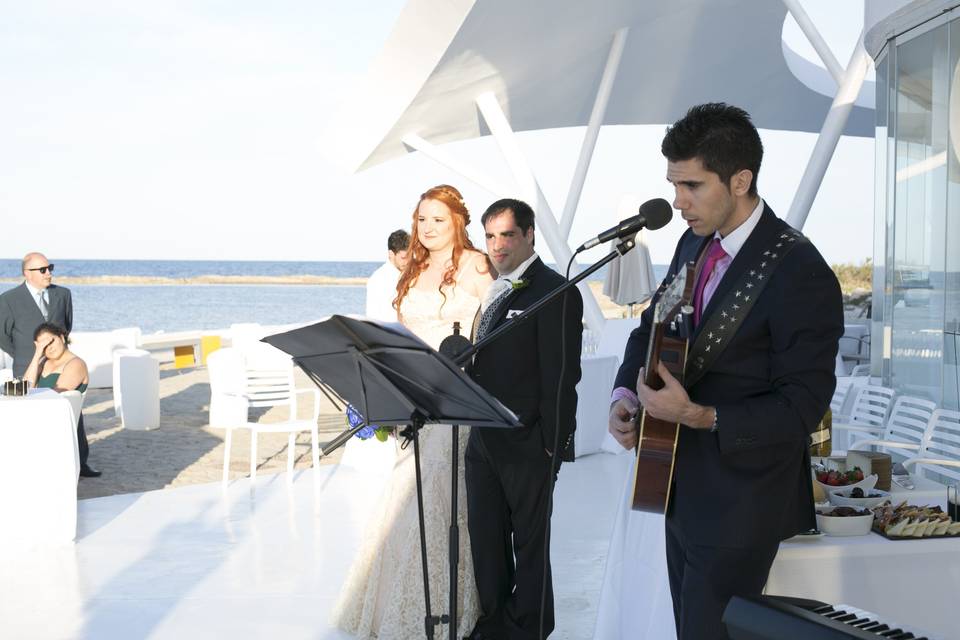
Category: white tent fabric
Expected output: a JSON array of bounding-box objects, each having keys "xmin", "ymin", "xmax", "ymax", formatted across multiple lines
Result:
[
  {"xmin": 864, "ymin": 0, "xmax": 952, "ymax": 59},
  {"xmin": 329, "ymin": 0, "xmax": 876, "ymax": 173}
]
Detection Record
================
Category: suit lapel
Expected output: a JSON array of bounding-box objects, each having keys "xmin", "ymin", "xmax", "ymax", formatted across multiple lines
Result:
[
  {"xmin": 693, "ymin": 207, "xmax": 780, "ymax": 339},
  {"xmin": 14, "ymin": 283, "xmax": 45, "ymax": 324},
  {"xmin": 47, "ymin": 285, "xmax": 63, "ymax": 323}
]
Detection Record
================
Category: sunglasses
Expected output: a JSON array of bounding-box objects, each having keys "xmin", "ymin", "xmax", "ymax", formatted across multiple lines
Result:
[{"xmin": 26, "ymin": 264, "xmax": 55, "ymax": 274}]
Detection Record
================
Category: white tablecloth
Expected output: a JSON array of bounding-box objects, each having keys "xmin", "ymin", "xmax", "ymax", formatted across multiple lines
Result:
[
  {"xmin": 593, "ymin": 454, "xmax": 956, "ymax": 639},
  {"xmin": 0, "ymin": 389, "xmax": 79, "ymax": 544},
  {"xmin": 574, "ymin": 354, "xmax": 619, "ymax": 457},
  {"xmin": 769, "ymin": 533, "xmax": 959, "ymax": 638}
]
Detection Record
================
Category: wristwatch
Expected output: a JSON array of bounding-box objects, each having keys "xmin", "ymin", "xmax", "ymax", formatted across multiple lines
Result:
[{"xmin": 709, "ymin": 408, "xmax": 719, "ymax": 433}]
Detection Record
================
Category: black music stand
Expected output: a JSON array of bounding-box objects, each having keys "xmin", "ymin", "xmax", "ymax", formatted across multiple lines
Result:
[{"xmin": 262, "ymin": 315, "xmax": 520, "ymax": 640}]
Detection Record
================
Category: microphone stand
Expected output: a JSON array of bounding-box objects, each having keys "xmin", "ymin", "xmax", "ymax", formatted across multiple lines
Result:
[{"xmin": 454, "ymin": 235, "xmax": 636, "ymax": 366}]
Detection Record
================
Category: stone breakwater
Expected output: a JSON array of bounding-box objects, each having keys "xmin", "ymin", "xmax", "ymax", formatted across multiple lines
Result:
[{"xmin": 0, "ymin": 275, "xmax": 369, "ymax": 286}]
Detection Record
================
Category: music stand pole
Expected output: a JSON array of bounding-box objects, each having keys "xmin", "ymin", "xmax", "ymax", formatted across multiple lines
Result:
[
  {"xmin": 408, "ymin": 412, "xmax": 439, "ymax": 640},
  {"xmin": 448, "ymin": 423, "xmax": 460, "ymax": 640}
]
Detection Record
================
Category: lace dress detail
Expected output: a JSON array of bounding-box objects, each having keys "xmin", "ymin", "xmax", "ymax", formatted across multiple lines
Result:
[{"xmin": 331, "ymin": 281, "xmax": 482, "ymax": 640}]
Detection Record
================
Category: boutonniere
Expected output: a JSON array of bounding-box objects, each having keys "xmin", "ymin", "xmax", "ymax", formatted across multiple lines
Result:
[{"xmin": 510, "ymin": 279, "xmax": 529, "ymax": 291}]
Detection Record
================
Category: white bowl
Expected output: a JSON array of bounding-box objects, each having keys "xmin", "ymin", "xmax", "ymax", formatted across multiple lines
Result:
[
  {"xmin": 815, "ymin": 473, "xmax": 877, "ymax": 496},
  {"xmin": 828, "ymin": 487, "xmax": 892, "ymax": 509},
  {"xmin": 815, "ymin": 510, "xmax": 874, "ymax": 536}
]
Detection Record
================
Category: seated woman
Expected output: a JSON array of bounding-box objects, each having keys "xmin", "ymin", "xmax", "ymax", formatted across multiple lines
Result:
[{"xmin": 24, "ymin": 322, "xmax": 101, "ymax": 477}]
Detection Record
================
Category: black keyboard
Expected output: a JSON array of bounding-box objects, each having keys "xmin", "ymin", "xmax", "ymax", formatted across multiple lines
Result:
[{"xmin": 723, "ymin": 595, "xmax": 943, "ymax": 640}]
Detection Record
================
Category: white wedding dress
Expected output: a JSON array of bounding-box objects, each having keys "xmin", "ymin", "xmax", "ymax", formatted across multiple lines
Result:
[{"xmin": 331, "ymin": 283, "xmax": 482, "ymax": 640}]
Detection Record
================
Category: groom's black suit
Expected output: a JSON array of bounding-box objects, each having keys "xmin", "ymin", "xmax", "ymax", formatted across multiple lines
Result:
[{"xmin": 466, "ymin": 256, "xmax": 583, "ymax": 639}]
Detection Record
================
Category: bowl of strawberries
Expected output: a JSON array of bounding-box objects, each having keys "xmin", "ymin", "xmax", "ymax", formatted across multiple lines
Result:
[{"xmin": 815, "ymin": 466, "xmax": 877, "ymax": 495}]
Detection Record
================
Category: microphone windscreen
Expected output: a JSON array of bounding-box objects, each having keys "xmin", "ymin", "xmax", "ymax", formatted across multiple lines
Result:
[{"xmin": 639, "ymin": 198, "xmax": 673, "ymax": 230}]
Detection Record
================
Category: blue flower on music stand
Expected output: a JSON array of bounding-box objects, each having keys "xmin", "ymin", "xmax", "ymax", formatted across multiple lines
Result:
[{"xmin": 347, "ymin": 404, "xmax": 389, "ymax": 441}]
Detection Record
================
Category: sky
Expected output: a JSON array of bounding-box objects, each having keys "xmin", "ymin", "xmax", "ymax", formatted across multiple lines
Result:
[{"xmin": 0, "ymin": 0, "xmax": 875, "ymax": 267}]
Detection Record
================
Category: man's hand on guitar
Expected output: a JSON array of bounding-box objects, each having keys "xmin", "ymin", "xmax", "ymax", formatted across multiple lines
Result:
[
  {"xmin": 637, "ymin": 362, "xmax": 716, "ymax": 430},
  {"xmin": 608, "ymin": 397, "xmax": 639, "ymax": 450}
]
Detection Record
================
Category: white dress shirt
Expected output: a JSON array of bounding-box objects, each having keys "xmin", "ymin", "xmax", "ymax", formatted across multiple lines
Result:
[
  {"xmin": 699, "ymin": 197, "xmax": 765, "ymax": 310},
  {"xmin": 365, "ymin": 262, "xmax": 401, "ymax": 322},
  {"xmin": 24, "ymin": 281, "xmax": 49, "ymax": 316},
  {"xmin": 481, "ymin": 252, "xmax": 539, "ymax": 312}
]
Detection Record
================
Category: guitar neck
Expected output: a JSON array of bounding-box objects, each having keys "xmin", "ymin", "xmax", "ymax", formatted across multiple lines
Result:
[{"xmin": 643, "ymin": 322, "xmax": 667, "ymax": 391}]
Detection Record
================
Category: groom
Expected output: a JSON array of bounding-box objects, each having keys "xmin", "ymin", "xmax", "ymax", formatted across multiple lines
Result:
[{"xmin": 466, "ymin": 198, "xmax": 583, "ymax": 640}]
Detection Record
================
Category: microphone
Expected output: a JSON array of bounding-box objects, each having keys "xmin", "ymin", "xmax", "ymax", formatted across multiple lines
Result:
[{"xmin": 575, "ymin": 198, "xmax": 673, "ymax": 252}]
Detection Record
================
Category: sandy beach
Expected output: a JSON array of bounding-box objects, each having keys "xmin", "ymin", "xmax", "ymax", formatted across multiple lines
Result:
[{"xmin": 77, "ymin": 363, "xmax": 350, "ymax": 500}]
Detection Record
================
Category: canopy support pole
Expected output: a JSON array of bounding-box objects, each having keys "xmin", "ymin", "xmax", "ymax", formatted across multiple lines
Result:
[
  {"xmin": 781, "ymin": 0, "xmax": 845, "ymax": 85},
  {"xmin": 401, "ymin": 133, "xmax": 513, "ymax": 197},
  {"xmin": 787, "ymin": 32, "xmax": 871, "ymax": 230},
  {"xmin": 559, "ymin": 27, "xmax": 630, "ymax": 240},
  {"xmin": 475, "ymin": 91, "xmax": 606, "ymax": 332}
]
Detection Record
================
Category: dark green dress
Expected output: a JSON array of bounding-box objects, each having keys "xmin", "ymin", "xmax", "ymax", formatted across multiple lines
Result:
[{"xmin": 37, "ymin": 372, "xmax": 88, "ymax": 393}]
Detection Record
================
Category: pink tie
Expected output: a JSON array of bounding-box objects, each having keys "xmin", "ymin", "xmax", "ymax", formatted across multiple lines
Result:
[{"xmin": 693, "ymin": 238, "xmax": 728, "ymax": 327}]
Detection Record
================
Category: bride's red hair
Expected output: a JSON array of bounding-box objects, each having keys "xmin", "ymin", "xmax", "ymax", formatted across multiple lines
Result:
[{"xmin": 394, "ymin": 185, "xmax": 477, "ymax": 314}]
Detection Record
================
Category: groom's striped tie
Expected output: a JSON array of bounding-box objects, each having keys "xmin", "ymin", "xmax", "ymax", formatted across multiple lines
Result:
[{"xmin": 475, "ymin": 280, "xmax": 512, "ymax": 341}]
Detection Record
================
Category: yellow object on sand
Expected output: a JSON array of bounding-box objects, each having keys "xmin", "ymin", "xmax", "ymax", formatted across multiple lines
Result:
[
  {"xmin": 200, "ymin": 335, "xmax": 221, "ymax": 365},
  {"xmin": 174, "ymin": 345, "xmax": 196, "ymax": 369}
]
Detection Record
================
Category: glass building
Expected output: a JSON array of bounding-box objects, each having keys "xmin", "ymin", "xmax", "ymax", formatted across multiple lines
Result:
[{"xmin": 871, "ymin": 6, "xmax": 960, "ymax": 409}]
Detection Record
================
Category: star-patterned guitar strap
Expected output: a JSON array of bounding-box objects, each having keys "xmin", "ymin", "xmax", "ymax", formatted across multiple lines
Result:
[{"xmin": 683, "ymin": 229, "xmax": 807, "ymax": 390}]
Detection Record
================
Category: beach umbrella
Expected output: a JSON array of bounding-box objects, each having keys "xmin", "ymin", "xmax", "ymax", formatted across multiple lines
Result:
[
  {"xmin": 603, "ymin": 195, "xmax": 657, "ymax": 313},
  {"xmin": 603, "ymin": 230, "xmax": 657, "ymax": 310}
]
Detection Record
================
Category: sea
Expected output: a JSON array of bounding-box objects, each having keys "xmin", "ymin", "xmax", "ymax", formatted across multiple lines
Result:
[{"xmin": 0, "ymin": 259, "xmax": 668, "ymax": 333}]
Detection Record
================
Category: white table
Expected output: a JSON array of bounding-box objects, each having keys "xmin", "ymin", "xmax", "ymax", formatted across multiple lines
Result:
[
  {"xmin": 574, "ymin": 354, "xmax": 619, "ymax": 457},
  {"xmin": 770, "ymin": 533, "xmax": 958, "ymax": 638},
  {"xmin": 887, "ymin": 473, "xmax": 949, "ymax": 509},
  {"xmin": 593, "ymin": 455, "xmax": 956, "ymax": 639},
  {"xmin": 0, "ymin": 389, "xmax": 79, "ymax": 544}
]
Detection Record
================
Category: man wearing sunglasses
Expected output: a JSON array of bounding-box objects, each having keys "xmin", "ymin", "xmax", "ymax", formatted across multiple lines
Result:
[
  {"xmin": 0, "ymin": 253, "xmax": 73, "ymax": 377},
  {"xmin": 0, "ymin": 253, "xmax": 99, "ymax": 476}
]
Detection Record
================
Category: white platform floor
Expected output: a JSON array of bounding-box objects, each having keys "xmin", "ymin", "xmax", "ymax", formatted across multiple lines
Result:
[{"xmin": 0, "ymin": 453, "xmax": 630, "ymax": 640}]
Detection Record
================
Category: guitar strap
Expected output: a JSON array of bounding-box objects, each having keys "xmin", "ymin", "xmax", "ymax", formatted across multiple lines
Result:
[{"xmin": 684, "ymin": 228, "xmax": 807, "ymax": 390}]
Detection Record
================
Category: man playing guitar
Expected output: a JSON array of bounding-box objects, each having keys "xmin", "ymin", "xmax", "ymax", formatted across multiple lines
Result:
[{"xmin": 608, "ymin": 103, "xmax": 843, "ymax": 640}]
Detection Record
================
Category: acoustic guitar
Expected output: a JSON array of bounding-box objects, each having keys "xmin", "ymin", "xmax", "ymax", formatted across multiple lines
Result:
[{"xmin": 630, "ymin": 264, "xmax": 695, "ymax": 513}]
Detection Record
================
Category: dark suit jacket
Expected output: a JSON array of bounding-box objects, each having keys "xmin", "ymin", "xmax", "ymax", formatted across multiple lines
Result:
[
  {"xmin": 615, "ymin": 205, "xmax": 842, "ymax": 548},
  {"xmin": 469, "ymin": 257, "xmax": 584, "ymax": 463},
  {"xmin": 0, "ymin": 283, "xmax": 73, "ymax": 376}
]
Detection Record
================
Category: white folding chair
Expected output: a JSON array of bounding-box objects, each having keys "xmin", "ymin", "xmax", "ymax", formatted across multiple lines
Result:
[
  {"xmin": 208, "ymin": 347, "xmax": 320, "ymax": 484},
  {"xmin": 850, "ymin": 364, "xmax": 871, "ymax": 377},
  {"xmin": 831, "ymin": 384, "xmax": 895, "ymax": 454},
  {"xmin": 904, "ymin": 409, "xmax": 960, "ymax": 485},
  {"xmin": 830, "ymin": 376, "xmax": 867, "ymax": 422},
  {"xmin": 849, "ymin": 395, "xmax": 936, "ymax": 459}
]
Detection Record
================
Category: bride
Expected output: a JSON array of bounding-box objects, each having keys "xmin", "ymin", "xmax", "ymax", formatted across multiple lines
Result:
[{"xmin": 332, "ymin": 184, "xmax": 493, "ymax": 639}]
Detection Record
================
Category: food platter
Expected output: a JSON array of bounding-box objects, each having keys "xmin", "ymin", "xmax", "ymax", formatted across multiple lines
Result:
[
  {"xmin": 871, "ymin": 525, "xmax": 960, "ymax": 540},
  {"xmin": 870, "ymin": 502, "xmax": 960, "ymax": 540}
]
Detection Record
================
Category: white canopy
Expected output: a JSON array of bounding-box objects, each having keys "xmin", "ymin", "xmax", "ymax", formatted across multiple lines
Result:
[
  {"xmin": 331, "ymin": 0, "xmax": 875, "ymax": 173},
  {"xmin": 864, "ymin": 0, "xmax": 951, "ymax": 60}
]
